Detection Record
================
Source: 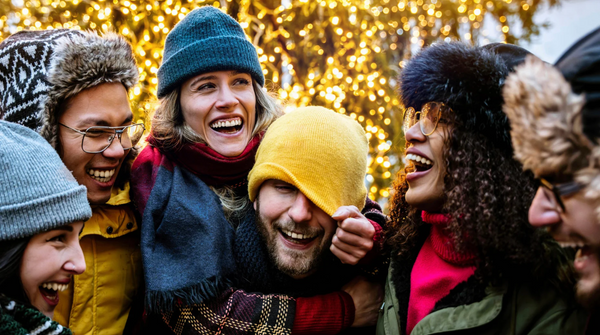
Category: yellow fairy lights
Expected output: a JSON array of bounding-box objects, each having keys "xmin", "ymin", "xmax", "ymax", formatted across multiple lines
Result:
[{"xmin": 0, "ymin": 0, "xmax": 553, "ymax": 207}]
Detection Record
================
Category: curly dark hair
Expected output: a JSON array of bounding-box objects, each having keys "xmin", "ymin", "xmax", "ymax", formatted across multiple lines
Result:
[{"xmin": 387, "ymin": 116, "xmax": 574, "ymax": 286}]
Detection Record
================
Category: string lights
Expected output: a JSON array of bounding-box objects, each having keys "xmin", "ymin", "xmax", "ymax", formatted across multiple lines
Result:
[{"xmin": 0, "ymin": 0, "xmax": 553, "ymax": 207}]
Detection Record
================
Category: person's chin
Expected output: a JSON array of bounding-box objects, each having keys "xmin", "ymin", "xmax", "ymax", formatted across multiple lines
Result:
[
  {"xmin": 576, "ymin": 250, "xmax": 600, "ymax": 308},
  {"xmin": 86, "ymin": 188, "xmax": 112, "ymax": 205},
  {"xmin": 405, "ymin": 188, "xmax": 444, "ymax": 212}
]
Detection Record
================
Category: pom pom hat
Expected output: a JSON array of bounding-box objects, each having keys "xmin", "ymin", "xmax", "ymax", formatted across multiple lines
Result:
[
  {"xmin": 157, "ymin": 6, "xmax": 265, "ymax": 98},
  {"xmin": 0, "ymin": 120, "xmax": 91, "ymax": 241},
  {"xmin": 248, "ymin": 106, "xmax": 368, "ymax": 216}
]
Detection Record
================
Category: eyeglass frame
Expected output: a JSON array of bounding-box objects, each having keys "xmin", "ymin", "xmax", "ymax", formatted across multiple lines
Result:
[
  {"xmin": 59, "ymin": 122, "xmax": 146, "ymax": 154},
  {"xmin": 537, "ymin": 177, "xmax": 585, "ymax": 212},
  {"xmin": 402, "ymin": 102, "xmax": 452, "ymax": 136}
]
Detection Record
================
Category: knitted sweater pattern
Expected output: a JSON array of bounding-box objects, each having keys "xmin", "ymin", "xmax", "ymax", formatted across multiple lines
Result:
[{"xmin": 0, "ymin": 296, "xmax": 71, "ymax": 335}]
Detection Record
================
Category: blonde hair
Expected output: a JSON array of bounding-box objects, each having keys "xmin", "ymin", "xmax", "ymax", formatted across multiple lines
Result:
[{"xmin": 151, "ymin": 80, "xmax": 282, "ymax": 221}]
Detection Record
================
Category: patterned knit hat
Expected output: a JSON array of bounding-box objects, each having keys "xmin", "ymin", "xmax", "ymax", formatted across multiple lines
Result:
[
  {"xmin": 0, "ymin": 29, "xmax": 139, "ymax": 149},
  {"xmin": 0, "ymin": 120, "xmax": 91, "ymax": 241},
  {"xmin": 248, "ymin": 106, "xmax": 368, "ymax": 216},
  {"xmin": 157, "ymin": 6, "xmax": 264, "ymax": 98}
]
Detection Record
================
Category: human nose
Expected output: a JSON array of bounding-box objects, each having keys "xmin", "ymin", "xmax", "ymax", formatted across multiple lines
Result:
[
  {"xmin": 64, "ymin": 240, "xmax": 86, "ymax": 275},
  {"xmin": 215, "ymin": 85, "xmax": 239, "ymax": 111},
  {"xmin": 102, "ymin": 133, "xmax": 126, "ymax": 159},
  {"xmin": 529, "ymin": 187, "xmax": 561, "ymax": 228},
  {"xmin": 405, "ymin": 121, "xmax": 426, "ymax": 143},
  {"xmin": 288, "ymin": 192, "xmax": 313, "ymax": 223}
]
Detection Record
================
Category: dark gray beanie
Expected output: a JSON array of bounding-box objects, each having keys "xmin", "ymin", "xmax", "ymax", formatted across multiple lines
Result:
[
  {"xmin": 157, "ymin": 6, "xmax": 264, "ymax": 98},
  {"xmin": 0, "ymin": 120, "xmax": 91, "ymax": 241}
]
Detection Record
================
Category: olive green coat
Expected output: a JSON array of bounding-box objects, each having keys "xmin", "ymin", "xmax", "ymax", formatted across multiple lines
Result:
[{"xmin": 377, "ymin": 260, "xmax": 588, "ymax": 335}]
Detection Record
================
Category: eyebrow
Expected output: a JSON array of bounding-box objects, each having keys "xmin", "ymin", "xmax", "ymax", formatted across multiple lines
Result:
[
  {"xmin": 188, "ymin": 71, "xmax": 248, "ymax": 88},
  {"xmin": 74, "ymin": 114, "xmax": 134, "ymax": 128},
  {"xmin": 49, "ymin": 225, "xmax": 73, "ymax": 232}
]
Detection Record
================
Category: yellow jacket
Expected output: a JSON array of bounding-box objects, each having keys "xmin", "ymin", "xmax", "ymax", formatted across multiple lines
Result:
[{"xmin": 54, "ymin": 184, "xmax": 142, "ymax": 335}]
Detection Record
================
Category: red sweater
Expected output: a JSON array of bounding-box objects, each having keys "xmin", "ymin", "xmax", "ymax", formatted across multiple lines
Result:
[{"xmin": 406, "ymin": 212, "xmax": 476, "ymax": 334}]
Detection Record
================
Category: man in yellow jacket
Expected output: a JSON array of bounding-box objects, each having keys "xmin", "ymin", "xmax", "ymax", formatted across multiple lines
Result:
[{"xmin": 0, "ymin": 29, "xmax": 143, "ymax": 335}]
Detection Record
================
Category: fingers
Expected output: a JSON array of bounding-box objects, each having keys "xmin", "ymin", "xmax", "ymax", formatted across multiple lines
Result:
[
  {"xmin": 331, "ymin": 227, "xmax": 374, "ymax": 265},
  {"xmin": 337, "ymin": 217, "xmax": 375, "ymax": 239},
  {"xmin": 332, "ymin": 205, "xmax": 363, "ymax": 221}
]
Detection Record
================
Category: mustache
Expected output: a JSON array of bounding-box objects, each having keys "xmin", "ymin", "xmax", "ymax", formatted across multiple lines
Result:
[{"xmin": 273, "ymin": 218, "xmax": 323, "ymax": 236}]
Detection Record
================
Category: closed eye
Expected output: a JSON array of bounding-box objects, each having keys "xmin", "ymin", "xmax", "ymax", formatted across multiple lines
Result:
[{"xmin": 233, "ymin": 78, "xmax": 251, "ymax": 86}]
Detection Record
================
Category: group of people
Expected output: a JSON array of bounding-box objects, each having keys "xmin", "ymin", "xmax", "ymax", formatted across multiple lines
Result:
[{"xmin": 0, "ymin": 4, "xmax": 599, "ymax": 335}]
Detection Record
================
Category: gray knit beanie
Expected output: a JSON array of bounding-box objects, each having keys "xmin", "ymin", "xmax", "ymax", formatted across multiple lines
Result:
[
  {"xmin": 157, "ymin": 6, "xmax": 264, "ymax": 98},
  {"xmin": 0, "ymin": 120, "xmax": 91, "ymax": 241}
]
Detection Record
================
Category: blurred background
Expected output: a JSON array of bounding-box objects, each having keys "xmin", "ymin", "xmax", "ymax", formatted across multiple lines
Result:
[{"xmin": 1, "ymin": 0, "xmax": 598, "ymax": 211}]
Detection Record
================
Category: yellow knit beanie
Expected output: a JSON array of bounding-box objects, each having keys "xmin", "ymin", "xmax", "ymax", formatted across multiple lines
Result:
[{"xmin": 248, "ymin": 106, "xmax": 368, "ymax": 216}]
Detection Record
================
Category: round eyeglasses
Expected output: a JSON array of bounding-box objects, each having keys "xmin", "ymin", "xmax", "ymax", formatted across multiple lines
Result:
[
  {"xmin": 59, "ymin": 123, "xmax": 146, "ymax": 154},
  {"xmin": 402, "ymin": 102, "xmax": 451, "ymax": 136}
]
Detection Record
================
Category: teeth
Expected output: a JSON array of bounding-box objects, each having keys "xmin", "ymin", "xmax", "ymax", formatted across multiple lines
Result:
[
  {"xmin": 406, "ymin": 153, "xmax": 433, "ymax": 166},
  {"xmin": 281, "ymin": 229, "xmax": 315, "ymax": 240},
  {"xmin": 210, "ymin": 118, "xmax": 243, "ymax": 129},
  {"xmin": 87, "ymin": 169, "xmax": 116, "ymax": 183},
  {"xmin": 41, "ymin": 282, "xmax": 68, "ymax": 292},
  {"xmin": 557, "ymin": 241, "xmax": 587, "ymax": 249}
]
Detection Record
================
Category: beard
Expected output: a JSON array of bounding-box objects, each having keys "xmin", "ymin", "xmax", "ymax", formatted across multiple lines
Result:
[
  {"xmin": 576, "ymin": 247, "xmax": 600, "ymax": 309},
  {"xmin": 255, "ymin": 200, "xmax": 331, "ymax": 278}
]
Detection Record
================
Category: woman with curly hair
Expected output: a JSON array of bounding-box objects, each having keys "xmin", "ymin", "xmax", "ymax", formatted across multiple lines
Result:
[{"xmin": 376, "ymin": 43, "xmax": 588, "ymax": 335}]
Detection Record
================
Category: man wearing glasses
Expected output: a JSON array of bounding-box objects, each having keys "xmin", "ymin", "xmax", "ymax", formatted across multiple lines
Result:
[
  {"xmin": 504, "ymin": 27, "xmax": 600, "ymax": 332},
  {"xmin": 0, "ymin": 30, "xmax": 143, "ymax": 335}
]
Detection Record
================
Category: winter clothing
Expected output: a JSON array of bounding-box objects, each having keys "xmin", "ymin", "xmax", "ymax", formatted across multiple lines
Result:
[
  {"xmin": 0, "ymin": 120, "xmax": 90, "ymax": 241},
  {"xmin": 153, "ymin": 199, "xmax": 386, "ymax": 335},
  {"xmin": 399, "ymin": 42, "xmax": 529, "ymax": 153},
  {"xmin": 0, "ymin": 29, "xmax": 141, "ymax": 335},
  {"xmin": 481, "ymin": 43, "xmax": 533, "ymax": 72},
  {"xmin": 0, "ymin": 295, "xmax": 71, "ymax": 335},
  {"xmin": 0, "ymin": 29, "xmax": 138, "ymax": 149},
  {"xmin": 504, "ymin": 27, "xmax": 600, "ymax": 220},
  {"xmin": 157, "ymin": 6, "xmax": 264, "ymax": 97},
  {"xmin": 53, "ymin": 185, "xmax": 141, "ymax": 335},
  {"xmin": 248, "ymin": 106, "xmax": 368, "ymax": 216},
  {"xmin": 405, "ymin": 212, "xmax": 476, "ymax": 334},
  {"xmin": 130, "ymin": 137, "xmax": 248, "ymax": 313},
  {"xmin": 377, "ymin": 255, "xmax": 587, "ymax": 335}
]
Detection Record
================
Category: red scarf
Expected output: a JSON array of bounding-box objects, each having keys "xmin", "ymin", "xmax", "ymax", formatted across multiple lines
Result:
[
  {"xmin": 147, "ymin": 133, "xmax": 263, "ymax": 188},
  {"xmin": 422, "ymin": 211, "xmax": 476, "ymax": 265}
]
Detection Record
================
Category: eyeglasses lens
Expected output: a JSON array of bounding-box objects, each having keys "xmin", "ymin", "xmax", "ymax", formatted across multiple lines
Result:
[
  {"xmin": 403, "ymin": 107, "xmax": 417, "ymax": 135},
  {"xmin": 420, "ymin": 102, "xmax": 441, "ymax": 136},
  {"xmin": 82, "ymin": 124, "xmax": 144, "ymax": 153}
]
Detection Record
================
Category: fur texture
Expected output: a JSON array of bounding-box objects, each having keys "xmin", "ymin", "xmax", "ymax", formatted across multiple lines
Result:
[
  {"xmin": 40, "ymin": 31, "xmax": 139, "ymax": 148},
  {"xmin": 400, "ymin": 42, "xmax": 512, "ymax": 151},
  {"xmin": 503, "ymin": 56, "xmax": 600, "ymax": 220}
]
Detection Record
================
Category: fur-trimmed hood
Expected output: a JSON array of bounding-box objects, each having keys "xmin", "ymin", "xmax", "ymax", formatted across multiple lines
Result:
[
  {"xmin": 399, "ymin": 42, "xmax": 512, "ymax": 151},
  {"xmin": 503, "ymin": 27, "xmax": 600, "ymax": 219},
  {"xmin": 0, "ymin": 29, "xmax": 139, "ymax": 189}
]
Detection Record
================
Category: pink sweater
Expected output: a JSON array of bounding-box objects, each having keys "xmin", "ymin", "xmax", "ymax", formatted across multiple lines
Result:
[{"xmin": 406, "ymin": 212, "xmax": 477, "ymax": 334}]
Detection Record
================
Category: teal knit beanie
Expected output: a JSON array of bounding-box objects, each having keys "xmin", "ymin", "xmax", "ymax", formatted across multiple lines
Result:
[
  {"xmin": 157, "ymin": 6, "xmax": 264, "ymax": 98},
  {"xmin": 0, "ymin": 121, "xmax": 91, "ymax": 240}
]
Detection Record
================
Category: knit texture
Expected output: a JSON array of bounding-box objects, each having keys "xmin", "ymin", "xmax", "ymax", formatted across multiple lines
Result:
[
  {"xmin": 0, "ymin": 121, "xmax": 91, "ymax": 241},
  {"xmin": 0, "ymin": 295, "xmax": 72, "ymax": 335},
  {"xmin": 157, "ymin": 6, "xmax": 264, "ymax": 97},
  {"xmin": 248, "ymin": 106, "xmax": 368, "ymax": 216},
  {"xmin": 129, "ymin": 143, "xmax": 237, "ymax": 313},
  {"xmin": 0, "ymin": 29, "xmax": 78, "ymax": 131},
  {"xmin": 0, "ymin": 29, "xmax": 139, "ymax": 150},
  {"xmin": 405, "ymin": 211, "xmax": 476, "ymax": 334}
]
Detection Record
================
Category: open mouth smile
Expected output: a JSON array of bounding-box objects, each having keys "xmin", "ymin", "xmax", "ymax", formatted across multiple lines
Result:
[
  {"xmin": 406, "ymin": 153, "xmax": 434, "ymax": 172},
  {"xmin": 209, "ymin": 117, "xmax": 243, "ymax": 134},
  {"xmin": 39, "ymin": 281, "xmax": 69, "ymax": 306},
  {"xmin": 557, "ymin": 241, "xmax": 596, "ymax": 272},
  {"xmin": 278, "ymin": 228, "xmax": 318, "ymax": 250},
  {"xmin": 87, "ymin": 168, "xmax": 116, "ymax": 183}
]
